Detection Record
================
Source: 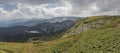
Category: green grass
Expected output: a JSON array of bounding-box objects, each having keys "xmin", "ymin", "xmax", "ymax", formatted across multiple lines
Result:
[
  {"xmin": 0, "ymin": 50, "xmax": 6, "ymax": 53},
  {"xmin": 67, "ymin": 28, "xmax": 120, "ymax": 53},
  {"xmin": 0, "ymin": 42, "xmax": 40, "ymax": 53}
]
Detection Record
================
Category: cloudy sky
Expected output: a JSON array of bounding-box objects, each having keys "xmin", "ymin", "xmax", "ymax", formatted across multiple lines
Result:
[{"xmin": 0, "ymin": 0, "xmax": 120, "ymax": 20}]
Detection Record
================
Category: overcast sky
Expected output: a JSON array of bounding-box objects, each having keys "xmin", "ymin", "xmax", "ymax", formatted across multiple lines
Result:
[{"xmin": 0, "ymin": 0, "xmax": 120, "ymax": 20}]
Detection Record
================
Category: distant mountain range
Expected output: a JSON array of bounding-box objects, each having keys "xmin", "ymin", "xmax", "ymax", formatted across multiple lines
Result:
[{"xmin": 0, "ymin": 17, "xmax": 81, "ymax": 42}]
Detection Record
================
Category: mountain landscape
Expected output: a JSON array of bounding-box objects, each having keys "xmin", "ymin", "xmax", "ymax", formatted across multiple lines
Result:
[
  {"xmin": 0, "ymin": 16, "xmax": 120, "ymax": 53},
  {"xmin": 0, "ymin": 17, "xmax": 80, "ymax": 42},
  {"xmin": 0, "ymin": 0, "xmax": 120, "ymax": 53}
]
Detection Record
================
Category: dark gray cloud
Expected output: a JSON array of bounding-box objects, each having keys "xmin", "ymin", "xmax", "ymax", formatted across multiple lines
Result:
[
  {"xmin": 97, "ymin": 0, "xmax": 120, "ymax": 12},
  {"xmin": 67, "ymin": 0, "xmax": 120, "ymax": 16},
  {"xmin": 0, "ymin": 0, "xmax": 63, "ymax": 5}
]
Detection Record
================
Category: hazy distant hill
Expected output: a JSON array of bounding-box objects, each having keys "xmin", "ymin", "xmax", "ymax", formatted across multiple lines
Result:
[{"xmin": 0, "ymin": 17, "xmax": 80, "ymax": 42}]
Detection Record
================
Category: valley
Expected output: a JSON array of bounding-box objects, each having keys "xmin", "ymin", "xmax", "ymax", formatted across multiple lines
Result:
[{"xmin": 0, "ymin": 17, "xmax": 80, "ymax": 42}]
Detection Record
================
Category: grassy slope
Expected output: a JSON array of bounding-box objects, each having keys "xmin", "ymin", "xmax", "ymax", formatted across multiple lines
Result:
[
  {"xmin": 36, "ymin": 16, "xmax": 120, "ymax": 53},
  {"xmin": 0, "ymin": 16, "xmax": 120, "ymax": 53},
  {"xmin": 0, "ymin": 42, "xmax": 40, "ymax": 53}
]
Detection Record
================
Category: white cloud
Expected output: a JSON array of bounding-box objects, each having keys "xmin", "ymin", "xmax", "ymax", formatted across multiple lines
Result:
[
  {"xmin": 0, "ymin": 7, "xmax": 10, "ymax": 20},
  {"xmin": 0, "ymin": 2, "xmax": 72, "ymax": 20}
]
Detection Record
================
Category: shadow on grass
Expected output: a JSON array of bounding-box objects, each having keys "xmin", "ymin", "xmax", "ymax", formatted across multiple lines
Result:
[{"xmin": 0, "ymin": 49, "xmax": 13, "ymax": 53}]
